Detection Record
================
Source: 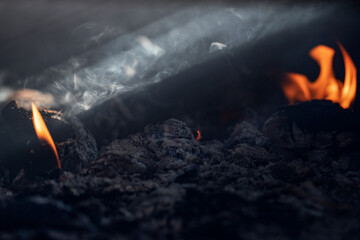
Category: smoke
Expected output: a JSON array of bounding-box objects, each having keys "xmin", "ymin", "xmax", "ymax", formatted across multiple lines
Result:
[{"xmin": 0, "ymin": 2, "xmax": 334, "ymax": 114}]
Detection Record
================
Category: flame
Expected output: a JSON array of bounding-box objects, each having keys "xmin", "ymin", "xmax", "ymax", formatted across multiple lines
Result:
[
  {"xmin": 196, "ymin": 130, "xmax": 201, "ymax": 141},
  {"xmin": 282, "ymin": 42, "xmax": 357, "ymax": 109},
  {"xmin": 31, "ymin": 103, "xmax": 61, "ymax": 169}
]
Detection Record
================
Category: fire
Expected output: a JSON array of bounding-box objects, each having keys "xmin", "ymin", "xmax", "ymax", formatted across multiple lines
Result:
[
  {"xmin": 282, "ymin": 42, "xmax": 357, "ymax": 109},
  {"xmin": 31, "ymin": 103, "xmax": 61, "ymax": 169},
  {"xmin": 196, "ymin": 130, "xmax": 201, "ymax": 141}
]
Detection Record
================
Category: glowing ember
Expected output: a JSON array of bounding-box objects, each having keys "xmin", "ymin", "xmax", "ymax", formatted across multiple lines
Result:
[
  {"xmin": 32, "ymin": 103, "xmax": 61, "ymax": 169},
  {"xmin": 282, "ymin": 42, "xmax": 357, "ymax": 109},
  {"xmin": 196, "ymin": 130, "xmax": 201, "ymax": 141}
]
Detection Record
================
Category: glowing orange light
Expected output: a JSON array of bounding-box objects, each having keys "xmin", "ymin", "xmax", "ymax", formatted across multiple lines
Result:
[
  {"xmin": 32, "ymin": 103, "xmax": 61, "ymax": 169},
  {"xmin": 282, "ymin": 42, "xmax": 357, "ymax": 109},
  {"xmin": 196, "ymin": 130, "xmax": 201, "ymax": 141}
]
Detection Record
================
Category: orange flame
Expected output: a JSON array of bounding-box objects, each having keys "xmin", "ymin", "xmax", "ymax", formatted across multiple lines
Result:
[
  {"xmin": 32, "ymin": 103, "xmax": 61, "ymax": 169},
  {"xmin": 196, "ymin": 130, "xmax": 201, "ymax": 141},
  {"xmin": 282, "ymin": 42, "xmax": 357, "ymax": 109}
]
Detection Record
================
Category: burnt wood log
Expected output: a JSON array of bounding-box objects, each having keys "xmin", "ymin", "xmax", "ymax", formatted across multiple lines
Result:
[{"xmin": 0, "ymin": 101, "xmax": 98, "ymax": 180}]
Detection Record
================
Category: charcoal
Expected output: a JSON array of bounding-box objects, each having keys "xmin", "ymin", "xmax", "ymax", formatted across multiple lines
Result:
[
  {"xmin": 263, "ymin": 100, "xmax": 360, "ymax": 160},
  {"xmin": 226, "ymin": 121, "xmax": 270, "ymax": 148},
  {"xmin": 270, "ymin": 159, "xmax": 312, "ymax": 182},
  {"xmin": 0, "ymin": 1, "xmax": 360, "ymax": 239},
  {"xmin": 0, "ymin": 101, "xmax": 97, "ymax": 179},
  {"xmin": 0, "ymin": 114, "xmax": 359, "ymax": 239},
  {"xmin": 84, "ymin": 119, "xmax": 201, "ymax": 178},
  {"xmin": 56, "ymin": 116, "xmax": 98, "ymax": 173}
]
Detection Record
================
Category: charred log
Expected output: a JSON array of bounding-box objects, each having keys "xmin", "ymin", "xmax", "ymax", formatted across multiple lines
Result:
[{"xmin": 0, "ymin": 101, "xmax": 98, "ymax": 180}]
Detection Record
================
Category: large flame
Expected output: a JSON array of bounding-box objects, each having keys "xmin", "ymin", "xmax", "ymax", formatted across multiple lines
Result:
[
  {"xmin": 282, "ymin": 42, "xmax": 357, "ymax": 109},
  {"xmin": 32, "ymin": 103, "xmax": 61, "ymax": 169}
]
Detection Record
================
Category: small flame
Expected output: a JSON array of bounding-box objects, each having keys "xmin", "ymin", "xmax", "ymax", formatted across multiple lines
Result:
[
  {"xmin": 31, "ymin": 103, "xmax": 61, "ymax": 169},
  {"xmin": 196, "ymin": 130, "xmax": 201, "ymax": 141},
  {"xmin": 282, "ymin": 42, "xmax": 357, "ymax": 109}
]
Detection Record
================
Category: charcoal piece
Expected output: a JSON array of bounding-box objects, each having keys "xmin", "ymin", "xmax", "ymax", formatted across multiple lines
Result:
[
  {"xmin": 84, "ymin": 119, "xmax": 201, "ymax": 178},
  {"xmin": 199, "ymin": 140, "xmax": 225, "ymax": 164},
  {"xmin": 56, "ymin": 116, "xmax": 98, "ymax": 173},
  {"xmin": 262, "ymin": 100, "xmax": 360, "ymax": 151},
  {"xmin": 270, "ymin": 159, "xmax": 312, "ymax": 182},
  {"xmin": 0, "ymin": 101, "xmax": 97, "ymax": 179},
  {"xmin": 226, "ymin": 121, "xmax": 270, "ymax": 148},
  {"xmin": 84, "ymin": 136, "xmax": 153, "ymax": 177},
  {"xmin": 229, "ymin": 143, "xmax": 277, "ymax": 167},
  {"xmin": 263, "ymin": 100, "xmax": 358, "ymax": 132},
  {"xmin": 226, "ymin": 121, "xmax": 277, "ymax": 167},
  {"xmin": 145, "ymin": 119, "xmax": 201, "ymax": 169}
]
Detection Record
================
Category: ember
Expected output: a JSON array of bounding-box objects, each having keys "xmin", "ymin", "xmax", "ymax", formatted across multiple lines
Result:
[
  {"xmin": 32, "ymin": 103, "xmax": 61, "ymax": 169},
  {"xmin": 282, "ymin": 42, "xmax": 357, "ymax": 108},
  {"xmin": 196, "ymin": 130, "xmax": 201, "ymax": 141}
]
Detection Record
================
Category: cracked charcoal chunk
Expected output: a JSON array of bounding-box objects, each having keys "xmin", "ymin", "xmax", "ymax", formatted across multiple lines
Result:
[
  {"xmin": 57, "ymin": 116, "xmax": 98, "ymax": 173},
  {"xmin": 226, "ymin": 121, "xmax": 277, "ymax": 167},
  {"xmin": 85, "ymin": 119, "xmax": 201, "ymax": 177}
]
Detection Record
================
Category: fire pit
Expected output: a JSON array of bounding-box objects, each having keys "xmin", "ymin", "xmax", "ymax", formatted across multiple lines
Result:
[{"xmin": 0, "ymin": 1, "xmax": 359, "ymax": 239}]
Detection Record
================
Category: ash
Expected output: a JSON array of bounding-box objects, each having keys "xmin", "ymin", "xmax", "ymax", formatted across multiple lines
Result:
[{"xmin": 1, "ymin": 101, "xmax": 360, "ymax": 240}]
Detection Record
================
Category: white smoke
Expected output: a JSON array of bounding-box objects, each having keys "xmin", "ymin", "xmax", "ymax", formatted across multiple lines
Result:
[{"xmin": 1, "ymin": 3, "xmax": 335, "ymax": 114}]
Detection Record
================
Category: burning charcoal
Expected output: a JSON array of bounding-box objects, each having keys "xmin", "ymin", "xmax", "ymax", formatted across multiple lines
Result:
[
  {"xmin": 84, "ymin": 119, "xmax": 201, "ymax": 178},
  {"xmin": 0, "ymin": 101, "xmax": 97, "ymax": 179}
]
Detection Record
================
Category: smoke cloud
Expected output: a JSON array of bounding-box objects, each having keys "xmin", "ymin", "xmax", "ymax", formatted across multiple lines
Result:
[{"xmin": 0, "ymin": 2, "xmax": 334, "ymax": 114}]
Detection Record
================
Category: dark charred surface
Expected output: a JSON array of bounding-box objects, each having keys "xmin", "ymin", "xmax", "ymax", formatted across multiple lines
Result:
[
  {"xmin": 0, "ymin": 101, "xmax": 360, "ymax": 239},
  {"xmin": 0, "ymin": 101, "xmax": 98, "ymax": 180}
]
